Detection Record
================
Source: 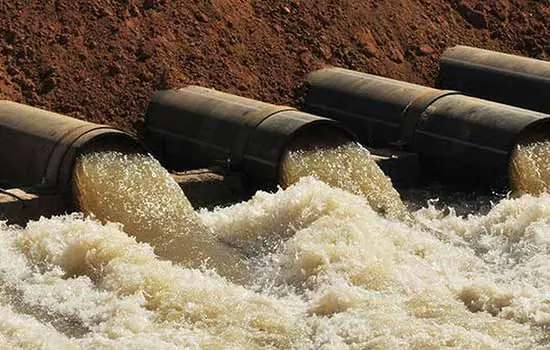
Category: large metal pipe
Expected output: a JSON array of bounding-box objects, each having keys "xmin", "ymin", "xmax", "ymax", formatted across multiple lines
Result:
[
  {"xmin": 144, "ymin": 86, "xmax": 356, "ymax": 189},
  {"xmin": 304, "ymin": 67, "xmax": 550, "ymax": 187},
  {"xmin": 440, "ymin": 45, "xmax": 550, "ymax": 114},
  {"xmin": 305, "ymin": 68, "xmax": 450, "ymax": 148},
  {"xmin": 0, "ymin": 101, "xmax": 140, "ymax": 196}
]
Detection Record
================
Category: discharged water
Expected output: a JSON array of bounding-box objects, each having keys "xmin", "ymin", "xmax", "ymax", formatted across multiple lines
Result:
[
  {"xmin": 2, "ymin": 136, "xmax": 550, "ymax": 348},
  {"xmin": 72, "ymin": 147, "xmax": 247, "ymax": 281},
  {"xmin": 510, "ymin": 137, "xmax": 550, "ymax": 196},
  {"xmin": 1, "ymin": 178, "xmax": 550, "ymax": 348},
  {"xmin": 280, "ymin": 132, "xmax": 409, "ymax": 221}
]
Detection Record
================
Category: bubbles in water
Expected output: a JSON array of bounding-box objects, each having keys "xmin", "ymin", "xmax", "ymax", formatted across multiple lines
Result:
[
  {"xmin": 510, "ymin": 135, "xmax": 550, "ymax": 196},
  {"xmin": 280, "ymin": 129, "xmax": 409, "ymax": 221},
  {"xmin": 72, "ymin": 146, "xmax": 247, "ymax": 281},
  {"xmin": 4, "ymin": 127, "xmax": 550, "ymax": 348},
  {"xmin": 2, "ymin": 179, "xmax": 550, "ymax": 348}
]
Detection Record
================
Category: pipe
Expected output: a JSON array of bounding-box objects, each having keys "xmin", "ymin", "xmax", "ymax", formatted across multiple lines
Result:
[
  {"xmin": 304, "ymin": 67, "xmax": 550, "ymax": 187},
  {"xmin": 304, "ymin": 67, "xmax": 458, "ymax": 148},
  {"xmin": 440, "ymin": 45, "xmax": 550, "ymax": 114},
  {"xmin": 144, "ymin": 86, "xmax": 356, "ymax": 189},
  {"xmin": 0, "ymin": 101, "xmax": 140, "ymax": 197}
]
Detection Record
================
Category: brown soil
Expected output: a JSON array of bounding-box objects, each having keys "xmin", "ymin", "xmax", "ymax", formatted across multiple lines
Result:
[{"xmin": 1, "ymin": 1, "xmax": 549, "ymax": 133}]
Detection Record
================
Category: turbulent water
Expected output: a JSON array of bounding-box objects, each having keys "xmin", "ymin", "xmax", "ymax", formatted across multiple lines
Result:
[
  {"xmin": 510, "ymin": 138, "xmax": 550, "ymax": 196},
  {"xmin": 2, "ymin": 135, "xmax": 550, "ymax": 349},
  {"xmin": 72, "ymin": 150, "xmax": 247, "ymax": 281},
  {"xmin": 2, "ymin": 177, "xmax": 550, "ymax": 348},
  {"xmin": 281, "ymin": 138, "xmax": 409, "ymax": 221}
]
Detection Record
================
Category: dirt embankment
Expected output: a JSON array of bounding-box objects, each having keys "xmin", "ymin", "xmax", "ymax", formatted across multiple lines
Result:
[{"xmin": 1, "ymin": 1, "xmax": 548, "ymax": 132}]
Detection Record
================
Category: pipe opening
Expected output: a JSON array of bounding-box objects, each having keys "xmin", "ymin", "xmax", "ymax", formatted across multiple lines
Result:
[
  {"xmin": 279, "ymin": 125, "xmax": 410, "ymax": 221},
  {"xmin": 61, "ymin": 132, "xmax": 143, "ymax": 201},
  {"xmin": 71, "ymin": 135, "xmax": 249, "ymax": 282},
  {"xmin": 246, "ymin": 119, "xmax": 356, "ymax": 189},
  {"xmin": 509, "ymin": 120, "xmax": 550, "ymax": 196}
]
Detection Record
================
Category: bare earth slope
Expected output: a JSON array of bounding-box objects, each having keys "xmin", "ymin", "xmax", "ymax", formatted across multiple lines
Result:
[{"xmin": 1, "ymin": 0, "xmax": 548, "ymax": 132}]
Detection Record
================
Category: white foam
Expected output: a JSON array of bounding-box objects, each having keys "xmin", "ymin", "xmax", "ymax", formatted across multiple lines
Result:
[{"xmin": 1, "ymin": 178, "xmax": 550, "ymax": 348}]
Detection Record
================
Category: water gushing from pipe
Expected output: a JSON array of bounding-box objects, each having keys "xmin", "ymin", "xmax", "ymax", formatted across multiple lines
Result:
[
  {"xmin": 72, "ymin": 146, "xmax": 247, "ymax": 281},
  {"xmin": 280, "ymin": 131, "xmax": 410, "ymax": 221},
  {"xmin": 510, "ymin": 135, "xmax": 550, "ymax": 196}
]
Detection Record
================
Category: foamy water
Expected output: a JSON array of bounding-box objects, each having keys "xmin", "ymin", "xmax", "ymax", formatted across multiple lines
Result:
[
  {"xmin": 281, "ymin": 140, "xmax": 409, "ymax": 221},
  {"xmin": 510, "ymin": 138, "xmax": 550, "ymax": 196},
  {"xmin": 2, "ymin": 178, "xmax": 550, "ymax": 348},
  {"xmin": 72, "ymin": 150, "xmax": 247, "ymax": 281}
]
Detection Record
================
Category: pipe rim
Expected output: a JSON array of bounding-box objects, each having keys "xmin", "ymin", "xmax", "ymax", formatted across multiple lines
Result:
[
  {"xmin": 248, "ymin": 116, "xmax": 357, "ymax": 189},
  {"xmin": 507, "ymin": 117, "xmax": 550, "ymax": 191},
  {"xmin": 58, "ymin": 129, "xmax": 143, "ymax": 209},
  {"xmin": 279, "ymin": 119, "xmax": 357, "ymax": 187}
]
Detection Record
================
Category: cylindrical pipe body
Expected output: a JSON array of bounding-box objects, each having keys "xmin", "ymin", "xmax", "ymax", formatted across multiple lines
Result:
[
  {"xmin": 145, "ymin": 86, "xmax": 355, "ymax": 189},
  {"xmin": 440, "ymin": 45, "xmax": 550, "ymax": 114},
  {"xmin": 0, "ymin": 101, "xmax": 139, "ymax": 193},
  {"xmin": 304, "ymin": 67, "xmax": 550, "ymax": 187},
  {"xmin": 305, "ymin": 68, "xmax": 442, "ymax": 148}
]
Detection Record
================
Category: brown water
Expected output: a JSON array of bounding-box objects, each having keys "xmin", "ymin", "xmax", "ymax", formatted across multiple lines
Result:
[
  {"xmin": 280, "ymin": 134, "xmax": 409, "ymax": 221},
  {"xmin": 72, "ymin": 148, "xmax": 247, "ymax": 281},
  {"xmin": 510, "ymin": 138, "xmax": 550, "ymax": 196}
]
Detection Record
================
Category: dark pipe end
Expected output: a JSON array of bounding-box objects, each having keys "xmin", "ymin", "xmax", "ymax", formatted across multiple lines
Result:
[
  {"xmin": 144, "ymin": 87, "xmax": 358, "ymax": 195},
  {"xmin": 243, "ymin": 111, "xmax": 357, "ymax": 192},
  {"xmin": 277, "ymin": 120, "xmax": 357, "ymax": 184},
  {"xmin": 62, "ymin": 130, "xmax": 145, "ymax": 211},
  {"xmin": 508, "ymin": 117, "xmax": 550, "ymax": 190}
]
